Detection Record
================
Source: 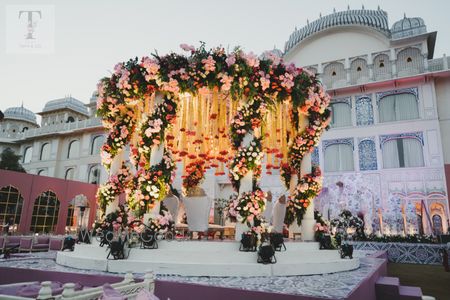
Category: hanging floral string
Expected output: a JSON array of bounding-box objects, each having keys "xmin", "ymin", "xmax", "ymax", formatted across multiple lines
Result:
[{"xmin": 95, "ymin": 43, "xmax": 331, "ymax": 223}]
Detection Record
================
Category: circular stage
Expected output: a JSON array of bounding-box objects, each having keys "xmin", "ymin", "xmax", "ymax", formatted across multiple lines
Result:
[{"xmin": 56, "ymin": 240, "xmax": 360, "ymax": 277}]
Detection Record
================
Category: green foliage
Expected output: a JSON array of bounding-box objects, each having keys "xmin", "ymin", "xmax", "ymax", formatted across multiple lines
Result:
[{"xmin": 0, "ymin": 148, "xmax": 26, "ymax": 173}]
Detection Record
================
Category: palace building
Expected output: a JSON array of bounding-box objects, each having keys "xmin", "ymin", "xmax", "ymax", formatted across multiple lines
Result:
[{"xmin": 1, "ymin": 7, "xmax": 449, "ymax": 235}]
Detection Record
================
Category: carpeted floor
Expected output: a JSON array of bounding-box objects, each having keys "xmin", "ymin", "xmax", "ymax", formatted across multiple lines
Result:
[{"xmin": 387, "ymin": 262, "xmax": 450, "ymax": 300}]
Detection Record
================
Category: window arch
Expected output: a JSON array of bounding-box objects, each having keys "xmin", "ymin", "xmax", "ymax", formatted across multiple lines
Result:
[
  {"xmin": 65, "ymin": 168, "xmax": 75, "ymax": 180},
  {"xmin": 30, "ymin": 190, "xmax": 60, "ymax": 233},
  {"xmin": 373, "ymin": 54, "xmax": 391, "ymax": 81},
  {"xmin": 323, "ymin": 62, "xmax": 345, "ymax": 88},
  {"xmin": 0, "ymin": 185, "xmax": 24, "ymax": 228},
  {"xmin": 23, "ymin": 146, "xmax": 33, "ymax": 163},
  {"xmin": 397, "ymin": 47, "xmax": 424, "ymax": 76},
  {"xmin": 67, "ymin": 140, "xmax": 80, "ymax": 159},
  {"xmin": 88, "ymin": 164, "xmax": 101, "ymax": 184},
  {"xmin": 67, "ymin": 116, "xmax": 75, "ymax": 123},
  {"xmin": 91, "ymin": 135, "xmax": 104, "ymax": 155},
  {"xmin": 350, "ymin": 58, "xmax": 369, "ymax": 84},
  {"xmin": 330, "ymin": 101, "xmax": 352, "ymax": 127},
  {"xmin": 22, "ymin": 127, "xmax": 28, "ymax": 132},
  {"xmin": 379, "ymin": 92, "xmax": 419, "ymax": 122},
  {"xmin": 382, "ymin": 137, "xmax": 424, "ymax": 169},
  {"xmin": 324, "ymin": 143, "xmax": 354, "ymax": 172},
  {"xmin": 358, "ymin": 139, "xmax": 377, "ymax": 171},
  {"xmin": 40, "ymin": 143, "xmax": 50, "ymax": 161},
  {"xmin": 37, "ymin": 169, "xmax": 48, "ymax": 176}
]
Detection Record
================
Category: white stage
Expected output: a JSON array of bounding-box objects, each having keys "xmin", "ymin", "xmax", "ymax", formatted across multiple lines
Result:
[{"xmin": 56, "ymin": 240, "xmax": 360, "ymax": 277}]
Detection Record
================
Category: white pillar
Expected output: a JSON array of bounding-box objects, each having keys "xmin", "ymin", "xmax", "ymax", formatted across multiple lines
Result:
[
  {"xmin": 143, "ymin": 93, "xmax": 165, "ymax": 223},
  {"xmin": 300, "ymin": 152, "xmax": 316, "ymax": 241},
  {"xmin": 105, "ymin": 149, "xmax": 125, "ymax": 215}
]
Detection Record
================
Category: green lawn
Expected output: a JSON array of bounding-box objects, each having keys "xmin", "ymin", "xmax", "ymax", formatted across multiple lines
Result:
[{"xmin": 387, "ymin": 262, "xmax": 450, "ymax": 300}]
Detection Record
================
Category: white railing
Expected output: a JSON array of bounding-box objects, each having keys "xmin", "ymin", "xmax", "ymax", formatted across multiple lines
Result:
[
  {"xmin": 0, "ymin": 118, "xmax": 103, "ymax": 139},
  {"xmin": 309, "ymin": 55, "xmax": 449, "ymax": 89},
  {"xmin": 0, "ymin": 272, "xmax": 155, "ymax": 300}
]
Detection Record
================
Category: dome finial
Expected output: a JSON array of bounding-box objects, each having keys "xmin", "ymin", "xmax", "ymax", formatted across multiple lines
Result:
[
  {"xmin": 404, "ymin": 13, "xmax": 407, "ymax": 18},
  {"xmin": 378, "ymin": 5, "xmax": 380, "ymax": 10},
  {"xmin": 347, "ymin": 5, "xmax": 350, "ymax": 10},
  {"xmin": 333, "ymin": 8, "xmax": 336, "ymax": 13},
  {"xmin": 307, "ymin": 19, "xmax": 309, "ymax": 25},
  {"xmin": 362, "ymin": 4, "xmax": 365, "ymax": 10},
  {"xmin": 319, "ymin": 12, "xmax": 322, "ymax": 18}
]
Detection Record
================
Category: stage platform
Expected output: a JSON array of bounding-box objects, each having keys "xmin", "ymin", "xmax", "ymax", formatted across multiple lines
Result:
[{"xmin": 56, "ymin": 240, "xmax": 360, "ymax": 277}]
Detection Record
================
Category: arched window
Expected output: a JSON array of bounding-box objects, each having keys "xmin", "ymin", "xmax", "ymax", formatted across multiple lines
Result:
[
  {"xmin": 373, "ymin": 54, "xmax": 391, "ymax": 81},
  {"xmin": 91, "ymin": 135, "xmax": 104, "ymax": 155},
  {"xmin": 67, "ymin": 140, "xmax": 79, "ymax": 159},
  {"xmin": 88, "ymin": 164, "xmax": 101, "ymax": 184},
  {"xmin": 65, "ymin": 168, "xmax": 75, "ymax": 180},
  {"xmin": 40, "ymin": 143, "xmax": 50, "ymax": 161},
  {"xmin": 324, "ymin": 143, "xmax": 354, "ymax": 172},
  {"xmin": 22, "ymin": 127, "xmax": 28, "ymax": 132},
  {"xmin": 0, "ymin": 185, "xmax": 24, "ymax": 227},
  {"xmin": 330, "ymin": 102, "xmax": 352, "ymax": 127},
  {"xmin": 67, "ymin": 116, "xmax": 75, "ymax": 123},
  {"xmin": 358, "ymin": 139, "xmax": 377, "ymax": 171},
  {"xmin": 23, "ymin": 146, "xmax": 33, "ymax": 163},
  {"xmin": 37, "ymin": 169, "xmax": 48, "ymax": 176},
  {"xmin": 379, "ymin": 93, "xmax": 419, "ymax": 122},
  {"xmin": 30, "ymin": 190, "xmax": 60, "ymax": 233},
  {"xmin": 66, "ymin": 203, "xmax": 75, "ymax": 227},
  {"xmin": 397, "ymin": 48, "xmax": 424, "ymax": 76},
  {"xmin": 323, "ymin": 62, "xmax": 345, "ymax": 88},
  {"xmin": 350, "ymin": 58, "xmax": 369, "ymax": 84},
  {"xmin": 432, "ymin": 214, "xmax": 443, "ymax": 235},
  {"xmin": 382, "ymin": 138, "xmax": 424, "ymax": 169}
]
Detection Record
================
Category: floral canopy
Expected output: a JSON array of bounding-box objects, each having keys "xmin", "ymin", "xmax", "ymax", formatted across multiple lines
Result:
[{"xmin": 96, "ymin": 43, "xmax": 331, "ymax": 225}]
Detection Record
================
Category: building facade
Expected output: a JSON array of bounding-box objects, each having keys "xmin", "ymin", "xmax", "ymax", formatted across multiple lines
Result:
[{"xmin": 0, "ymin": 7, "xmax": 449, "ymax": 235}]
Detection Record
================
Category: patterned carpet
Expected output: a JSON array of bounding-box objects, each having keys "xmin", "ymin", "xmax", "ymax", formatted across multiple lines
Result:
[{"xmin": 0, "ymin": 250, "xmax": 382, "ymax": 299}]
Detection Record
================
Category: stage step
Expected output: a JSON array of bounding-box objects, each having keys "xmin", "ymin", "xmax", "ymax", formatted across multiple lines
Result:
[
  {"xmin": 399, "ymin": 286, "xmax": 422, "ymax": 300},
  {"xmin": 375, "ymin": 276, "xmax": 423, "ymax": 300}
]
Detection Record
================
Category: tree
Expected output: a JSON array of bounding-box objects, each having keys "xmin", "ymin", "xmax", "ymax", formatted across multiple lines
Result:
[{"xmin": 0, "ymin": 148, "xmax": 26, "ymax": 173}]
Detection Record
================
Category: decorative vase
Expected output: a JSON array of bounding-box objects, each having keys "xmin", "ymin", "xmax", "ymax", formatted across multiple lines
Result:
[
  {"xmin": 235, "ymin": 221, "xmax": 250, "ymax": 241},
  {"xmin": 183, "ymin": 192, "xmax": 212, "ymax": 232}
]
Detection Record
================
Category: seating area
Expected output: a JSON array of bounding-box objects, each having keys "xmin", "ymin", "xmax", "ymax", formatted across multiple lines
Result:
[{"xmin": 0, "ymin": 235, "xmax": 64, "ymax": 254}]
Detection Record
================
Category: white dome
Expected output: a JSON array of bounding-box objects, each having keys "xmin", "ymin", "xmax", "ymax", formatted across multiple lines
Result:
[
  {"xmin": 391, "ymin": 15, "xmax": 426, "ymax": 39},
  {"xmin": 3, "ymin": 106, "xmax": 37, "ymax": 124},
  {"xmin": 42, "ymin": 96, "xmax": 89, "ymax": 116}
]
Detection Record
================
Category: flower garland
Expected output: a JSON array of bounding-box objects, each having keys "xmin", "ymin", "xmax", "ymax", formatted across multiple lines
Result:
[
  {"xmin": 135, "ymin": 96, "xmax": 178, "ymax": 168},
  {"xmin": 94, "ymin": 205, "xmax": 133, "ymax": 233},
  {"xmin": 131, "ymin": 151, "xmax": 176, "ymax": 215},
  {"xmin": 230, "ymin": 97, "xmax": 268, "ymax": 148},
  {"xmin": 140, "ymin": 210, "xmax": 175, "ymax": 234},
  {"xmin": 280, "ymin": 162, "xmax": 295, "ymax": 190},
  {"xmin": 284, "ymin": 166, "xmax": 323, "ymax": 226},
  {"xmin": 182, "ymin": 159, "xmax": 206, "ymax": 193},
  {"xmin": 96, "ymin": 163, "xmax": 131, "ymax": 211},
  {"xmin": 232, "ymin": 188, "xmax": 266, "ymax": 226},
  {"xmin": 228, "ymin": 138, "xmax": 263, "ymax": 191}
]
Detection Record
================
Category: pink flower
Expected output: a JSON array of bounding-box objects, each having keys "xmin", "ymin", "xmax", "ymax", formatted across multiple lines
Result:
[
  {"xmin": 243, "ymin": 52, "xmax": 259, "ymax": 68},
  {"xmin": 202, "ymin": 55, "xmax": 216, "ymax": 72},
  {"xmin": 260, "ymin": 76, "xmax": 270, "ymax": 91},
  {"xmin": 180, "ymin": 43, "xmax": 196, "ymax": 52},
  {"xmin": 141, "ymin": 57, "xmax": 160, "ymax": 81},
  {"xmin": 225, "ymin": 54, "xmax": 236, "ymax": 66},
  {"xmin": 116, "ymin": 217, "xmax": 122, "ymax": 223},
  {"xmin": 219, "ymin": 74, "xmax": 233, "ymax": 91}
]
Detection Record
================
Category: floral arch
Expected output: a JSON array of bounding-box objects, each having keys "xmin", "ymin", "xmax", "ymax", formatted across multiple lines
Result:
[{"xmin": 96, "ymin": 43, "xmax": 331, "ymax": 235}]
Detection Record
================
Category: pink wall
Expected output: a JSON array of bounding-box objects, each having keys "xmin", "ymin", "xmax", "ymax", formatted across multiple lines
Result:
[{"xmin": 0, "ymin": 169, "xmax": 98, "ymax": 234}]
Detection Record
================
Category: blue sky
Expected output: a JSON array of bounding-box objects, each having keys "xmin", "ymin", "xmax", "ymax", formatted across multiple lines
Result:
[{"xmin": 1, "ymin": 0, "xmax": 449, "ymax": 115}]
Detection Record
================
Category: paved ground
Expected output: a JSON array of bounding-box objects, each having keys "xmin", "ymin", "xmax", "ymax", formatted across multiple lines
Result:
[
  {"xmin": 0, "ymin": 250, "xmax": 380, "ymax": 299},
  {"xmin": 387, "ymin": 262, "xmax": 450, "ymax": 300}
]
